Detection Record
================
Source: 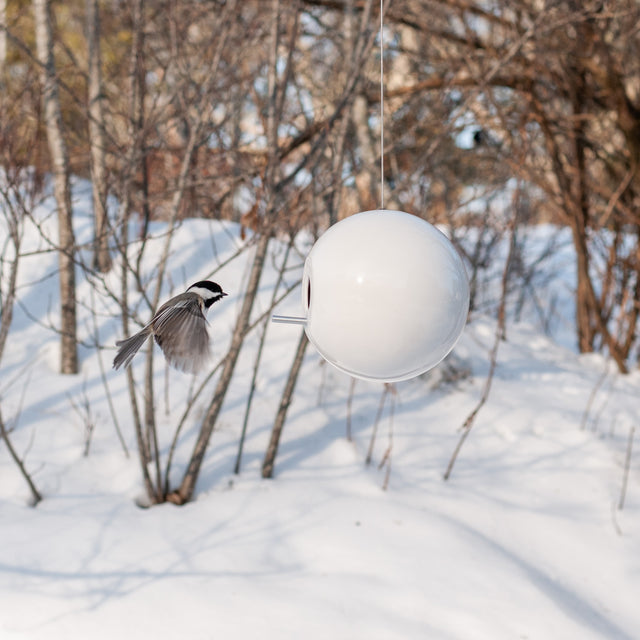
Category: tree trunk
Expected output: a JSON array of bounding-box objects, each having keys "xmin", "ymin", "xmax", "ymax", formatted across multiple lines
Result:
[
  {"xmin": 34, "ymin": 0, "xmax": 78, "ymax": 374},
  {"xmin": 0, "ymin": 197, "xmax": 20, "ymax": 363},
  {"xmin": 86, "ymin": 0, "xmax": 111, "ymax": 272},
  {"xmin": 352, "ymin": 92, "xmax": 379, "ymax": 211},
  {"xmin": 262, "ymin": 329, "xmax": 308, "ymax": 479}
]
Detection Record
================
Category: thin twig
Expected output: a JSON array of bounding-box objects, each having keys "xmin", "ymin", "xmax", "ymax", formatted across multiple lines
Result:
[
  {"xmin": 235, "ymin": 239, "xmax": 295, "ymax": 474},
  {"xmin": 618, "ymin": 426, "xmax": 635, "ymax": 510},
  {"xmin": 346, "ymin": 376, "xmax": 356, "ymax": 441},
  {"xmin": 89, "ymin": 286, "xmax": 129, "ymax": 457},
  {"xmin": 0, "ymin": 404, "xmax": 42, "ymax": 506},
  {"xmin": 378, "ymin": 384, "xmax": 396, "ymax": 490},
  {"xmin": 316, "ymin": 360, "xmax": 328, "ymax": 406},
  {"xmin": 444, "ymin": 195, "xmax": 521, "ymax": 481},
  {"xmin": 67, "ymin": 382, "xmax": 96, "ymax": 457},
  {"xmin": 580, "ymin": 362, "xmax": 610, "ymax": 430},
  {"xmin": 366, "ymin": 383, "xmax": 390, "ymax": 465},
  {"xmin": 261, "ymin": 328, "xmax": 308, "ymax": 479}
]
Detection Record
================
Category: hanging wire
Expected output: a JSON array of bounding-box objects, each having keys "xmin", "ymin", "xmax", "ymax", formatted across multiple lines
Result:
[{"xmin": 379, "ymin": 0, "xmax": 385, "ymax": 209}]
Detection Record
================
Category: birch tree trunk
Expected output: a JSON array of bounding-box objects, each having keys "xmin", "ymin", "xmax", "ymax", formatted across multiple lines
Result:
[
  {"xmin": 0, "ymin": 0, "xmax": 7, "ymax": 74},
  {"xmin": 86, "ymin": 0, "xmax": 111, "ymax": 273},
  {"xmin": 34, "ymin": 0, "xmax": 78, "ymax": 374}
]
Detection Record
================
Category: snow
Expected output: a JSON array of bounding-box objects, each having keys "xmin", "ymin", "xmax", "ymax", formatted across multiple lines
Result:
[{"xmin": 0, "ymin": 182, "xmax": 639, "ymax": 639}]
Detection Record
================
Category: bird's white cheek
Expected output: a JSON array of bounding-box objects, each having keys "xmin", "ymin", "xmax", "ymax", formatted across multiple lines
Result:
[{"xmin": 188, "ymin": 286, "xmax": 217, "ymax": 302}]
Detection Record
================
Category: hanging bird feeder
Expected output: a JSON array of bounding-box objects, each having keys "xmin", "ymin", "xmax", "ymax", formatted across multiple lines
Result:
[{"xmin": 274, "ymin": 209, "xmax": 469, "ymax": 382}]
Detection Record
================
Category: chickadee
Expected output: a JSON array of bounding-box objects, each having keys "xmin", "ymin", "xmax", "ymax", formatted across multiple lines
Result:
[{"xmin": 113, "ymin": 280, "xmax": 227, "ymax": 374}]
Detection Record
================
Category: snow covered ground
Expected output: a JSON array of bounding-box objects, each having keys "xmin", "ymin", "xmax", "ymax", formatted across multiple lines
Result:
[{"xmin": 0, "ymin": 183, "xmax": 638, "ymax": 639}]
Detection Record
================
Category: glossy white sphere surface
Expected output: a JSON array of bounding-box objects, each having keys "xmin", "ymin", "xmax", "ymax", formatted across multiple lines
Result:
[{"xmin": 302, "ymin": 210, "xmax": 469, "ymax": 382}]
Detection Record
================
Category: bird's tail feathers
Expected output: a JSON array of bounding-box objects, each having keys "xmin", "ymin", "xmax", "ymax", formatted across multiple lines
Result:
[{"xmin": 112, "ymin": 329, "xmax": 151, "ymax": 370}]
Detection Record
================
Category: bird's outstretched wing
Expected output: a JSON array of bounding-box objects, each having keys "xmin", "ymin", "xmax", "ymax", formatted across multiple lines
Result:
[{"xmin": 152, "ymin": 299, "xmax": 210, "ymax": 373}]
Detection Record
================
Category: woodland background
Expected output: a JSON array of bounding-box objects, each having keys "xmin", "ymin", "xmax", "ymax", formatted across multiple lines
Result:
[{"xmin": 0, "ymin": 0, "xmax": 639, "ymax": 507}]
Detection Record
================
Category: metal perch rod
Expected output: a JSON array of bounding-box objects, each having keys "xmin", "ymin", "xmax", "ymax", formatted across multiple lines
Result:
[{"xmin": 271, "ymin": 315, "xmax": 307, "ymax": 325}]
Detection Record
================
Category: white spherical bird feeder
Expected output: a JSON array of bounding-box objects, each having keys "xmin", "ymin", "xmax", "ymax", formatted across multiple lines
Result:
[{"xmin": 275, "ymin": 209, "xmax": 469, "ymax": 383}]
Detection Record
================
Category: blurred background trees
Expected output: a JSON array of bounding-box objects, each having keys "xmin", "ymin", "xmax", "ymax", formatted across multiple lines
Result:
[{"xmin": 1, "ymin": 0, "xmax": 639, "ymax": 499}]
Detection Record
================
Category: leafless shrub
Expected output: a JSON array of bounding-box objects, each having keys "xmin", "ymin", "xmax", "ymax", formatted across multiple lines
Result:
[{"xmin": 0, "ymin": 114, "xmax": 44, "ymax": 505}]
